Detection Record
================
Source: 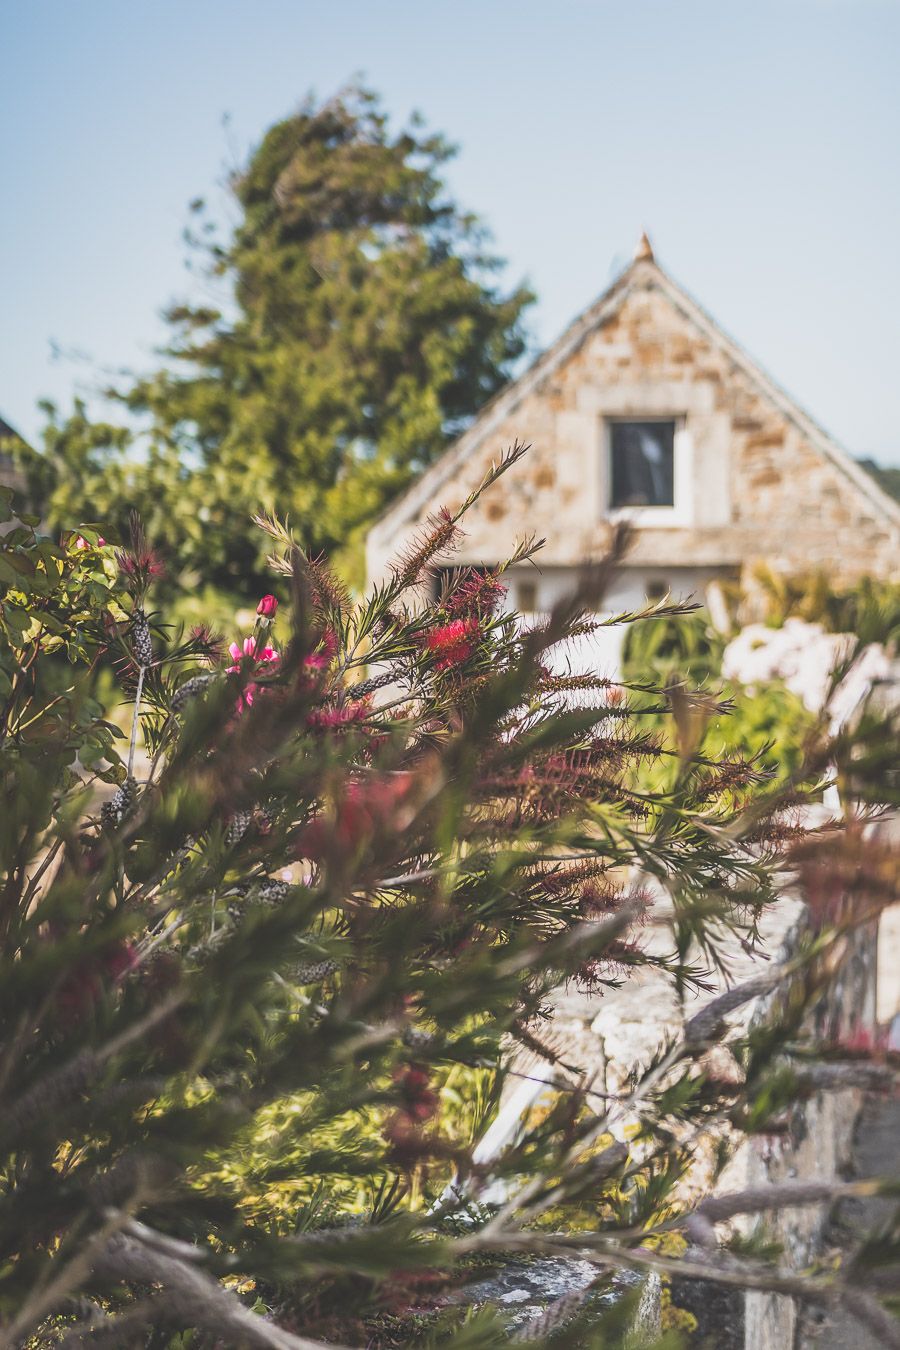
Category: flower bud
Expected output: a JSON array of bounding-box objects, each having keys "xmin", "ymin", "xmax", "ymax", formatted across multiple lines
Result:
[{"xmin": 257, "ymin": 594, "xmax": 278, "ymax": 618}]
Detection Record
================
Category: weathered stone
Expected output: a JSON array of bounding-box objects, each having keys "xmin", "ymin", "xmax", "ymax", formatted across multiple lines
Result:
[
  {"xmin": 444, "ymin": 1257, "xmax": 660, "ymax": 1342},
  {"xmin": 487, "ymin": 877, "xmax": 881, "ymax": 1350},
  {"xmin": 367, "ymin": 245, "xmax": 900, "ymax": 610}
]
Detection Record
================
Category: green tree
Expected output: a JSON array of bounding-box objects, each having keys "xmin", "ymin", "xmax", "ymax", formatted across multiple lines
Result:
[{"xmin": 31, "ymin": 84, "xmax": 533, "ymax": 593}]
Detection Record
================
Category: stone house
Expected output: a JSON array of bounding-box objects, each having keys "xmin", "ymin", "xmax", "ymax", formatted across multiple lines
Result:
[{"xmin": 366, "ymin": 235, "xmax": 899, "ymax": 625}]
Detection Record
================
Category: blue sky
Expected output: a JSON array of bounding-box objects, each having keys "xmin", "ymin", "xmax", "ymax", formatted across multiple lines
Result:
[{"xmin": 3, "ymin": 0, "xmax": 899, "ymax": 463}]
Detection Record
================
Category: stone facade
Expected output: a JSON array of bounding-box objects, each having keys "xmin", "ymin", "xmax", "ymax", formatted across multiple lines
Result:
[{"xmin": 367, "ymin": 238, "xmax": 899, "ymax": 611}]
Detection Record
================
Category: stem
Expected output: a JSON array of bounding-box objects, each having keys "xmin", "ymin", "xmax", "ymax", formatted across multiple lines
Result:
[{"xmin": 127, "ymin": 665, "xmax": 146, "ymax": 779}]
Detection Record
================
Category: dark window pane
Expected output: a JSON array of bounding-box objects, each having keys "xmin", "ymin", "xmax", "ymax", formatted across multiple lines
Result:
[
  {"xmin": 516, "ymin": 579, "xmax": 538, "ymax": 612},
  {"xmin": 610, "ymin": 421, "xmax": 675, "ymax": 508}
]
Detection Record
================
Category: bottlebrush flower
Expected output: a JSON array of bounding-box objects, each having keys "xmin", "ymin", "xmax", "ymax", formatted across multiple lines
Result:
[
  {"xmin": 394, "ymin": 1063, "xmax": 439, "ymax": 1122},
  {"xmin": 56, "ymin": 940, "xmax": 138, "ymax": 1019},
  {"xmin": 189, "ymin": 624, "xmax": 223, "ymax": 659},
  {"xmin": 257, "ymin": 594, "xmax": 278, "ymax": 618},
  {"xmin": 116, "ymin": 548, "xmax": 166, "ymax": 581},
  {"xmin": 298, "ymin": 629, "xmax": 340, "ymax": 688},
  {"xmin": 445, "ymin": 569, "xmax": 506, "ymax": 619},
  {"xmin": 836, "ymin": 1023, "xmax": 891, "ymax": 1057},
  {"xmin": 104, "ymin": 940, "xmax": 139, "ymax": 983},
  {"xmin": 421, "ymin": 616, "xmax": 480, "ymax": 671},
  {"xmin": 382, "ymin": 1063, "xmax": 442, "ymax": 1168},
  {"xmin": 297, "ymin": 774, "xmax": 414, "ymax": 861},
  {"xmin": 307, "ymin": 698, "xmax": 371, "ymax": 730}
]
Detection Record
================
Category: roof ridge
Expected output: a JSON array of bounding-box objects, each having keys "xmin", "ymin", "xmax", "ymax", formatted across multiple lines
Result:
[{"xmin": 368, "ymin": 251, "xmax": 900, "ymax": 542}]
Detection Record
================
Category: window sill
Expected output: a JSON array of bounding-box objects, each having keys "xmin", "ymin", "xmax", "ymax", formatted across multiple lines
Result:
[{"xmin": 607, "ymin": 507, "xmax": 694, "ymax": 529}]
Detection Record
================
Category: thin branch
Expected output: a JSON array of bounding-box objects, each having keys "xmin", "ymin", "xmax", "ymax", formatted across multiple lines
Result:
[
  {"xmin": 0, "ymin": 1209, "xmax": 132, "ymax": 1350},
  {"xmin": 93, "ymin": 1231, "xmax": 351, "ymax": 1350},
  {"xmin": 127, "ymin": 664, "xmax": 146, "ymax": 779}
]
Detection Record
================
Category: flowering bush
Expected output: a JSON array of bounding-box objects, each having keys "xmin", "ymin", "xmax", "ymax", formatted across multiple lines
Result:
[
  {"xmin": 0, "ymin": 456, "xmax": 898, "ymax": 1348},
  {"xmin": 720, "ymin": 616, "xmax": 890, "ymax": 716}
]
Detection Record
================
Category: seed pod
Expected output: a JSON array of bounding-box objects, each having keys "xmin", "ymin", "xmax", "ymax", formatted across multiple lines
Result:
[
  {"xmin": 172, "ymin": 674, "xmax": 213, "ymax": 714},
  {"xmin": 294, "ymin": 959, "xmax": 338, "ymax": 984},
  {"xmin": 101, "ymin": 775, "xmax": 139, "ymax": 828},
  {"xmin": 132, "ymin": 610, "xmax": 153, "ymax": 667},
  {"xmin": 344, "ymin": 671, "xmax": 395, "ymax": 701},
  {"xmin": 227, "ymin": 878, "xmax": 292, "ymax": 923},
  {"xmin": 225, "ymin": 811, "xmax": 252, "ymax": 847},
  {"xmin": 254, "ymin": 879, "xmax": 291, "ymax": 906}
]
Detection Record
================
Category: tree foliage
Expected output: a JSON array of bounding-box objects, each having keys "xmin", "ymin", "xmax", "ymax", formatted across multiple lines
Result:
[
  {"xmin": 25, "ymin": 85, "xmax": 533, "ymax": 593},
  {"xmin": 1, "ymin": 458, "xmax": 899, "ymax": 1348}
]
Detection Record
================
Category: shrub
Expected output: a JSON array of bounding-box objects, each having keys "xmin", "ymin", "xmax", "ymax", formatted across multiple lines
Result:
[{"xmin": 0, "ymin": 457, "xmax": 897, "ymax": 1348}]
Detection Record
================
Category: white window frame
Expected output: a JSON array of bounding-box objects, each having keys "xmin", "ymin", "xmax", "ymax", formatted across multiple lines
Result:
[{"xmin": 604, "ymin": 416, "xmax": 693, "ymax": 527}]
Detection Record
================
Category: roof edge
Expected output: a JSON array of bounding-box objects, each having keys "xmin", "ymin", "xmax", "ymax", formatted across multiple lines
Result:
[
  {"xmin": 369, "ymin": 252, "xmax": 900, "ymax": 544},
  {"xmin": 646, "ymin": 268, "xmax": 900, "ymax": 532},
  {"xmin": 368, "ymin": 258, "xmax": 643, "ymax": 541}
]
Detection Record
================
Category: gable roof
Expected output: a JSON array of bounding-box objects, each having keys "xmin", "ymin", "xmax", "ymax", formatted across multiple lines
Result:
[
  {"xmin": 370, "ymin": 240, "xmax": 900, "ymax": 542},
  {"xmin": 0, "ymin": 414, "xmax": 25, "ymax": 443}
]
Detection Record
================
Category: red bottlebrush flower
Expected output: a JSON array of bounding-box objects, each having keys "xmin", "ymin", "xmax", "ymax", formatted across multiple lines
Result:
[
  {"xmin": 445, "ymin": 568, "xmax": 507, "ymax": 619},
  {"xmin": 306, "ymin": 698, "xmax": 371, "ymax": 730},
  {"xmin": 298, "ymin": 629, "xmax": 340, "ymax": 687},
  {"xmin": 392, "ymin": 1064, "xmax": 439, "ymax": 1122},
  {"xmin": 318, "ymin": 627, "xmax": 339, "ymax": 663},
  {"xmin": 56, "ymin": 940, "xmax": 138, "ymax": 1019},
  {"xmin": 574, "ymin": 939, "xmax": 643, "ymax": 993},
  {"xmin": 257, "ymin": 594, "xmax": 278, "ymax": 618},
  {"xmin": 391, "ymin": 507, "xmax": 463, "ymax": 589},
  {"xmin": 57, "ymin": 967, "xmax": 102, "ymax": 1020},
  {"xmin": 115, "ymin": 548, "xmax": 166, "ymax": 582},
  {"xmin": 578, "ymin": 879, "xmax": 620, "ymax": 918},
  {"xmin": 297, "ymin": 774, "xmax": 414, "ymax": 861},
  {"xmin": 422, "ymin": 616, "xmax": 480, "ymax": 671},
  {"xmin": 103, "ymin": 940, "xmax": 138, "ymax": 982},
  {"xmin": 383, "ymin": 1063, "xmax": 442, "ymax": 1166},
  {"xmin": 189, "ymin": 623, "xmax": 223, "ymax": 659},
  {"xmin": 382, "ymin": 1112, "xmax": 434, "ymax": 1167}
]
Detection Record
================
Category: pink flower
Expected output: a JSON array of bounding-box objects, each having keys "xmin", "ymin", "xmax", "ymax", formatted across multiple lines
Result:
[
  {"xmin": 227, "ymin": 637, "xmax": 279, "ymax": 667},
  {"xmin": 257, "ymin": 594, "xmax": 278, "ymax": 618},
  {"xmin": 74, "ymin": 534, "xmax": 106, "ymax": 550},
  {"xmin": 227, "ymin": 636, "xmax": 280, "ymax": 709}
]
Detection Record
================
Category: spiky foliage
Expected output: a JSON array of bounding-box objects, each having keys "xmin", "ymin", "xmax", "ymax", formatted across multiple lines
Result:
[{"xmin": 1, "ymin": 461, "xmax": 898, "ymax": 1349}]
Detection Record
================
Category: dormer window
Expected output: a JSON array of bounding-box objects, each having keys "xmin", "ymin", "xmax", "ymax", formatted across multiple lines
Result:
[{"xmin": 609, "ymin": 420, "xmax": 676, "ymax": 508}]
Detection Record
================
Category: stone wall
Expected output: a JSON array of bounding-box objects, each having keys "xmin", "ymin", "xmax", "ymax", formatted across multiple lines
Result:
[{"xmin": 492, "ymin": 885, "xmax": 880, "ymax": 1349}]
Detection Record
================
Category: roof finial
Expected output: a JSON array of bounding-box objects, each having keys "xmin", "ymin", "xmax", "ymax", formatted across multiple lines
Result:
[{"xmin": 634, "ymin": 229, "xmax": 654, "ymax": 263}]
